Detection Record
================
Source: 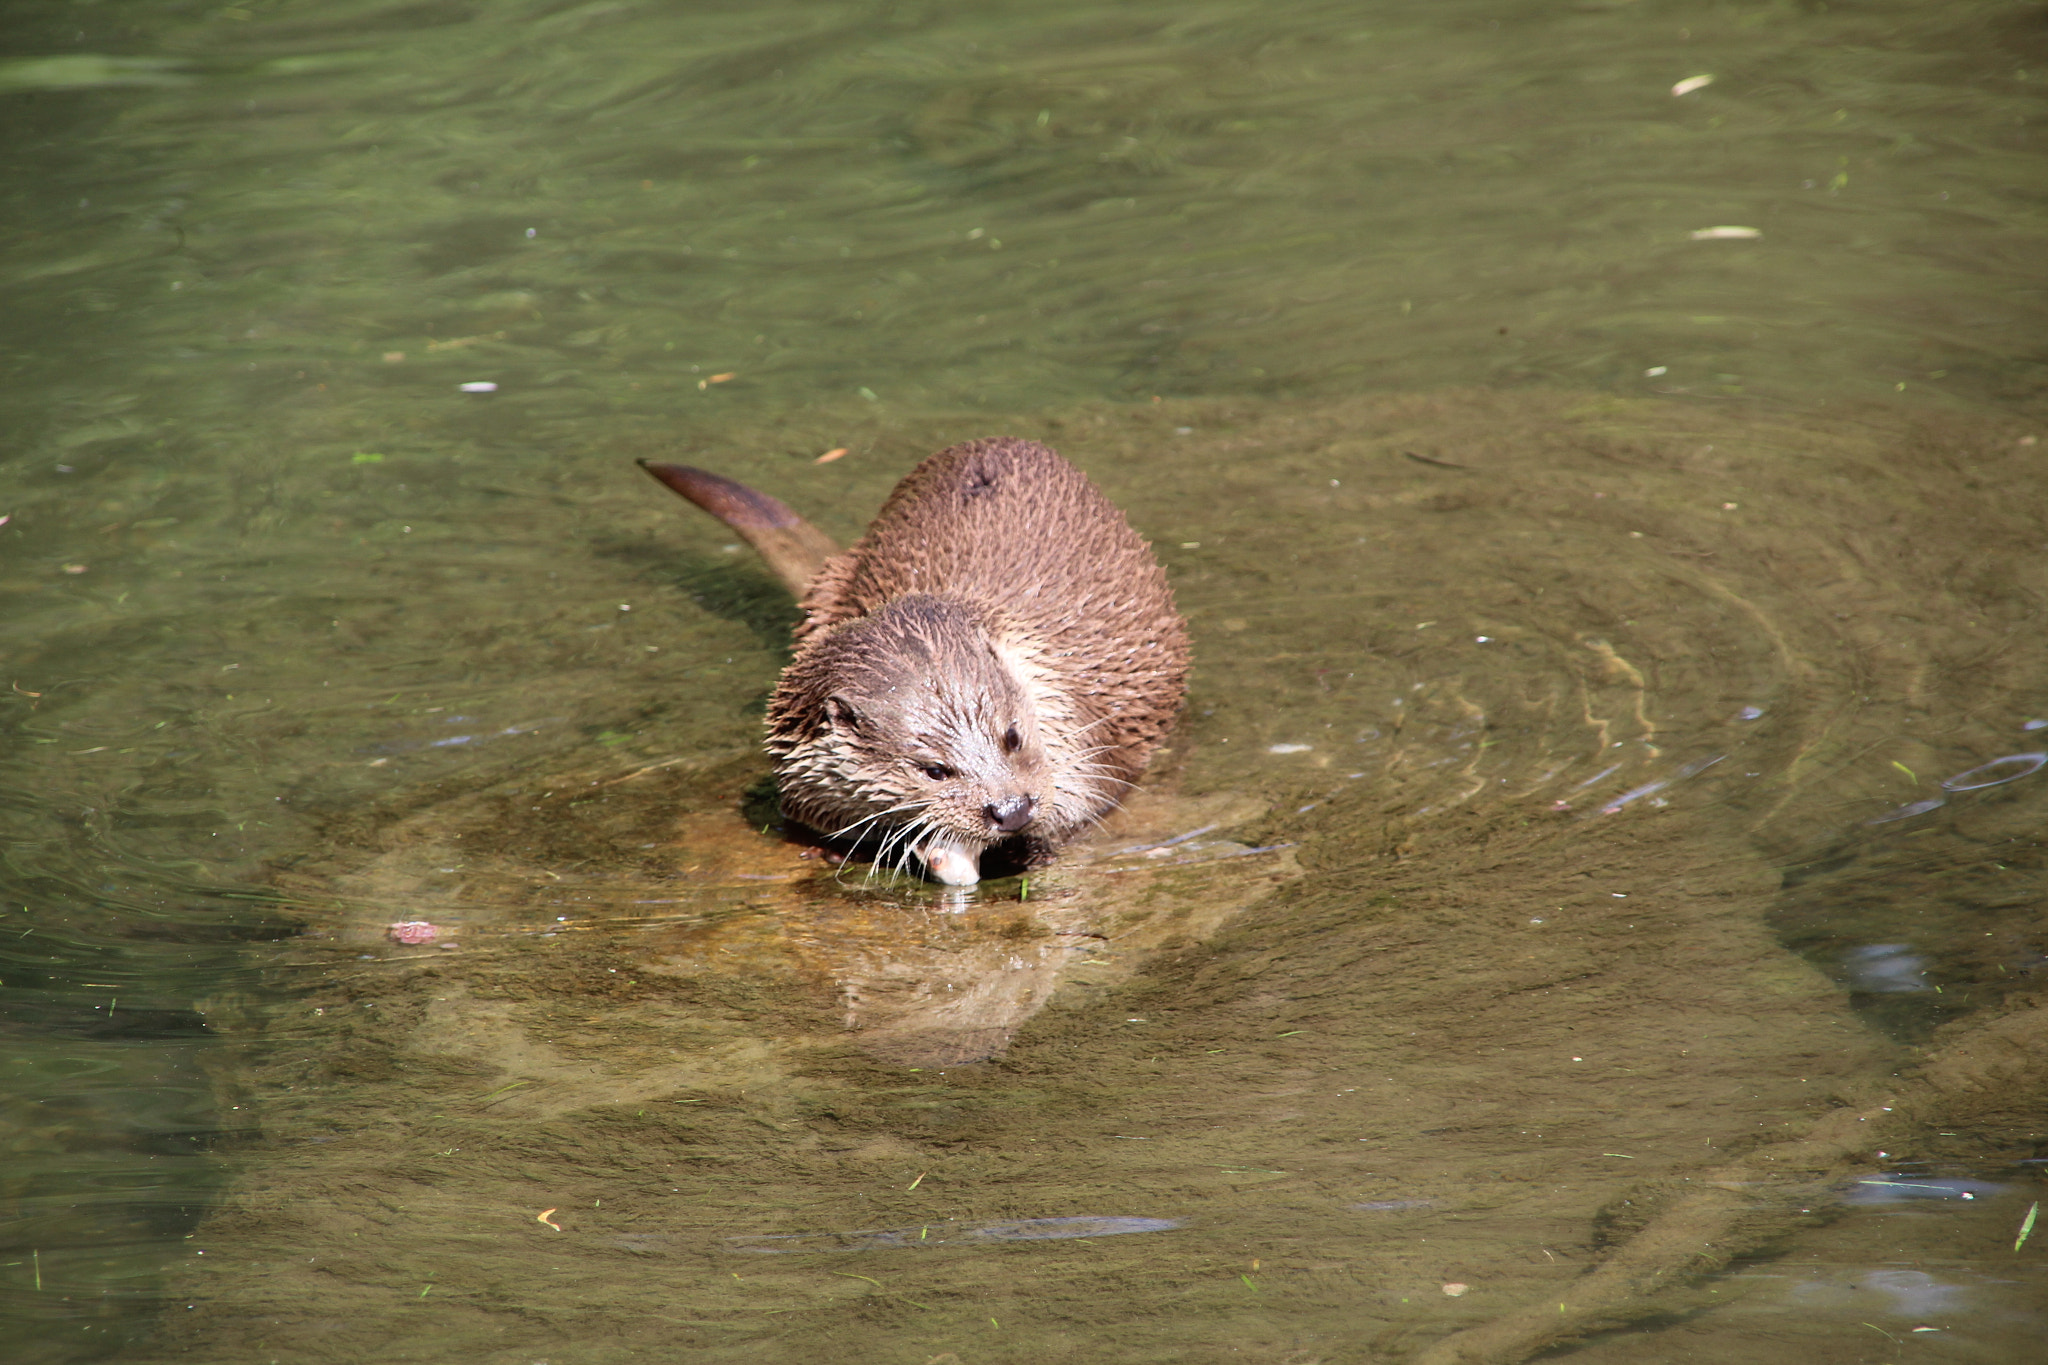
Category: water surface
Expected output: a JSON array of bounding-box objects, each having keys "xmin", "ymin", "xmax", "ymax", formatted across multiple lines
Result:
[{"xmin": 3, "ymin": 2, "xmax": 2045, "ymax": 1362}]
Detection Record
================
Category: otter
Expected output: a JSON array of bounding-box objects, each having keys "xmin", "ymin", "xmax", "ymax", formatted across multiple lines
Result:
[{"xmin": 640, "ymin": 438, "xmax": 1189, "ymax": 885}]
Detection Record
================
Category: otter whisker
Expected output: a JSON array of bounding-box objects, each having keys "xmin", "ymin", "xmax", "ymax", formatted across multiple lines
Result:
[
  {"xmin": 869, "ymin": 814, "xmax": 932, "ymax": 883},
  {"xmin": 1077, "ymin": 808, "xmax": 1117, "ymax": 835},
  {"xmin": 1059, "ymin": 768, "xmax": 1139, "ymax": 792},
  {"xmin": 834, "ymin": 797, "xmax": 927, "ymax": 830},
  {"xmin": 1065, "ymin": 759, "xmax": 1136, "ymax": 779},
  {"xmin": 887, "ymin": 825, "xmax": 935, "ymax": 880},
  {"xmin": 830, "ymin": 806, "xmax": 931, "ymax": 886},
  {"xmin": 827, "ymin": 799, "xmax": 930, "ymax": 843}
]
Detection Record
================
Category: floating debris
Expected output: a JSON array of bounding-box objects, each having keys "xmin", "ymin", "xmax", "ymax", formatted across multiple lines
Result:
[
  {"xmin": 1941, "ymin": 752, "xmax": 2046, "ymax": 792},
  {"xmin": 1118, "ymin": 824, "xmax": 1221, "ymax": 856},
  {"xmin": 1865, "ymin": 797, "xmax": 1945, "ymax": 826},
  {"xmin": 1840, "ymin": 944, "xmax": 1929, "ymax": 994},
  {"xmin": 1599, "ymin": 754, "xmax": 1723, "ymax": 815},
  {"xmin": 1844, "ymin": 1176, "xmax": 2008, "ymax": 1205}
]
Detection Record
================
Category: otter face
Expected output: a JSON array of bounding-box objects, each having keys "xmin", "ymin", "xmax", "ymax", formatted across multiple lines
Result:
[{"xmin": 767, "ymin": 595, "xmax": 1071, "ymax": 885}]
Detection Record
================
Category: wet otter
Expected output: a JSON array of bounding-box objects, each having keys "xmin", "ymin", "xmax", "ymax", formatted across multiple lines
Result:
[{"xmin": 641, "ymin": 438, "xmax": 1189, "ymax": 885}]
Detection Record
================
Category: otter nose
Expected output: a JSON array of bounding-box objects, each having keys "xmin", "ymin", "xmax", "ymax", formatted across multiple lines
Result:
[{"xmin": 984, "ymin": 795, "xmax": 1035, "ymax": 833}]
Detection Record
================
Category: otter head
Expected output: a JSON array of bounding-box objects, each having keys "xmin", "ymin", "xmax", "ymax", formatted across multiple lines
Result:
[{"xmin": 766, "ymin": 593, "xmax": 1058, "ymax": 885}]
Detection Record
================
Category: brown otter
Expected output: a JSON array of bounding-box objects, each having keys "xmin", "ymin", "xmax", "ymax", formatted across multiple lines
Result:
[{"xmin": 641, "ymin": 438, "xmax": 1189, "ymax": 885}]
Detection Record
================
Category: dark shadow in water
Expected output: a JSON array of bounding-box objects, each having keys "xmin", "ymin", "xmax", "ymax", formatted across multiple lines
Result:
[{"xmin": 594, "ymin": 533, "xmax": 804, "ymax": 659}]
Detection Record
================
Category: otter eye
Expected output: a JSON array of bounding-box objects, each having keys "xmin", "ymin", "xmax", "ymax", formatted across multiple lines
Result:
[
  {"xmin": 1002, "ymin": 725, "xmax": 1022, "ymax": 754},
  {"xmin": 921, "ymin": 763, "xmax": 955, "ymax": 781}
]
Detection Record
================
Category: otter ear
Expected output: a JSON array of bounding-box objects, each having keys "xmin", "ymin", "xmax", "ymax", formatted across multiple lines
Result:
[{"xmin": 825, "ymin": 696, "xmax": 862, "ymax": 732}]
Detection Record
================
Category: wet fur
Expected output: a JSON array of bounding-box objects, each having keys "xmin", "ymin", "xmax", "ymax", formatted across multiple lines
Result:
[{"xmin": 763, "ymin": 438, "xmax": 1189, "ymax": 882}]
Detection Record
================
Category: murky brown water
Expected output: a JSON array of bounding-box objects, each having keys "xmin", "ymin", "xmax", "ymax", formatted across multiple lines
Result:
[{"xmin": 4, "ymin": 2, "xmax": 2046, "ymax": 1362}]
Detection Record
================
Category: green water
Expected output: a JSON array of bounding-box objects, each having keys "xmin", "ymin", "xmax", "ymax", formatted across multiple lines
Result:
[{"xmin": 3, "ymin": 2, "xmax": 2046, "ymax": 1362}]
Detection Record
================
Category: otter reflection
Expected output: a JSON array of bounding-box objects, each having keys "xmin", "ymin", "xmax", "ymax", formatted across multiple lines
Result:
[
  {"xmin": 303, "ymin": 777, "xmax": 1289, "ymax": 1072},
  {"xmin": 634, "ymin": 790, "xmax": 1289, "ymax": 1065}
]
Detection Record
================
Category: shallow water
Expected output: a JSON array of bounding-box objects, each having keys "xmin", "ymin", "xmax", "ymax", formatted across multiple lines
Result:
[{"xmin": 3, "ymin": 1, "xmax": 2046, "ymax": 1361}]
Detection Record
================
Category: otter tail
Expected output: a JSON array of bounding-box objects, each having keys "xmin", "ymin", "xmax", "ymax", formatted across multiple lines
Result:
[{"xmin": 638, "ymin": 460, "xmax": 840, "ymax": 596}]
